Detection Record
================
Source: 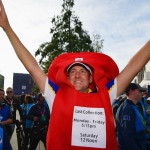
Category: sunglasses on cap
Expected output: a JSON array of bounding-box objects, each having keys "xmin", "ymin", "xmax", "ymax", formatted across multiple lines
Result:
[{"xmin": 6, "ymin": 91, "xmax": 12, "ymax": 93}]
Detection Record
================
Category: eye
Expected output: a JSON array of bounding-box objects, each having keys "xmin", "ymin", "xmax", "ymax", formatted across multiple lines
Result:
[
  {"xmin": 80, "ymin": 70, "xmax": 86, "ymax": 74},
  {"xmin": 70, "ymin": 70, "xmax": 76, "ymax": 75}
]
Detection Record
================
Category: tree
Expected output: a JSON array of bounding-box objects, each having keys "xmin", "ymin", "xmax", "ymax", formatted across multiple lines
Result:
[
  {"xmin": 0, "ymin": 74, "xmax": 4, "ymax": 89},
  {"xmin": 92, "ymin": 34, "xmax": 104, "ymax": 53},
  {"xmin": 35, "ymin": 0, "xmax": 103, "ymax": 73},
  {"xmin": 31, "ymin": 83, "xmax": 40, "ymax": 94}
]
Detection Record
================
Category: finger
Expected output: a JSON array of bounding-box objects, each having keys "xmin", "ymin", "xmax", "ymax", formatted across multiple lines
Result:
[
  {"xmin": 0, "ymin": 0, "xmax": 4, "ymax": 12},
  {"xmin": 0, "ymin": 0, "xmax": 2, "ymax": 12}
]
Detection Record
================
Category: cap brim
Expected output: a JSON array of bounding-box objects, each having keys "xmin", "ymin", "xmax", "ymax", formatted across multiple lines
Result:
[
  {"xmin": 140, "ymin": 88, "xmax": 147, "ymax": 92},
  {"xmin": 67, "ymin": 62, "xmax": 92, "ymax": 74}
]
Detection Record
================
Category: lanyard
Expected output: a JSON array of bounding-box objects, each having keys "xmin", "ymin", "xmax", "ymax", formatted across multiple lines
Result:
[
  {"xmin": 38, "ymin": 105, "xmax": 45, "ymax": 116},
  {"xmin": 5, "ymin": 98, "xmax": 14, "ymax": 106}
]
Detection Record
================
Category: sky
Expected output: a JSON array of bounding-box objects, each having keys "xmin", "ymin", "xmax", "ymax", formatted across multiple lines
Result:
[{"xmin": 0, "ymin": 0, "xmax": 150, "ymax": 91}]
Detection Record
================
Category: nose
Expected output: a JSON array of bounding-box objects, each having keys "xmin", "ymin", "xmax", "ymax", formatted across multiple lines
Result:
[{"xmin": 75, "ymin": 71, "xmax": 80, "ymax": 78}]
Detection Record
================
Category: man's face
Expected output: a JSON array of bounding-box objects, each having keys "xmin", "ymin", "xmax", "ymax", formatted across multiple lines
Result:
[
  {"xmin": 39, "ymin": 96, "xmax": 45, "ymax": 103},
  {"xmin": 133, "ymin": 89, "xmax": 143, "ymax": 101},
  {"xmin": 6, "ymin": 88, "xmax": 13, "ymax": 99},
  {"xmin": 0, "ymin": 91, "xmax": 4, "ymax": 101},
  {"xmin": 67, "ymin": 65, "xmax": 92, "ymax": 93}
]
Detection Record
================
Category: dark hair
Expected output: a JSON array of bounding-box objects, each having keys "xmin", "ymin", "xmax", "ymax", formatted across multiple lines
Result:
[
  {"xmin": 37, "ymin": 93, "xmax": 44, "ymax": 101},
  {"xmin": 25, "ymin": 95, "xmax": 34, "ymax": 104},
  {"xmin": 0, "ymin": 88, "xmax": 4, "ymax": 92}
]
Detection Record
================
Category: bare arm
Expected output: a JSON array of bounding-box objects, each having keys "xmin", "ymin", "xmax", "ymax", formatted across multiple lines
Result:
[
  {"xmin": 117, "ymin": 40, "xmax": 150, "ymax": 97},
  {"xmin": 1, "ymin": 118, "xmax": 13, "ymax": 125},
  {"xmin": 0, "ymin": 0, "xmax": 46, "ymax": 93}
]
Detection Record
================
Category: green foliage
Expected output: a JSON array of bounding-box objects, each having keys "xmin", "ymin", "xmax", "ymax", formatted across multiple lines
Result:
[
  {"xmin": 92, "ymin": 34, "xmax": 104, "ymax": 53},
  {"xmin": 31, "ymin": 83, "xmax": 40, "ymax": 94},
  {"xmin": 0, "ymin": 74, "xmax": 4, "ymax": 89},
  {"xmin": 35, "ymin": 0, "xmax": 103, "ymax": 73}
]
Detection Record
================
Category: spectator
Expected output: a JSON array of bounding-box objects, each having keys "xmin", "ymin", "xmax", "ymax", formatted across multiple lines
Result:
[
  {"xmin": 138, "ymin": 96, "xmax": 150, "ymax": 141},
  {"xmin": 20, "ymin": 95, "xmax": 34, "ymax": 150},
  {"xmin": 146, "ymin": 97, "xmax": 150, "ymax": 111},
  {"xmin": 0, "ymin": 89, "xmax": 13, "ymax": 140},
  {"xmin": 31, "ymin": 92, "xmax": 37, "ymax": 103},
  {"xmin": 20, "ymin": 94, "xmax": 26, "ymax": 105},
  {"xmin": 4, "ymin": 87, "xmax": 23, "ymax": 139},
  {"xmin": 140, "ymin": 97, "xmax": 149, "ymax": 116},
  {"xmin": 0, "ymin": 123, "xmax": 12, "ymax": 150},
  {"xmin": 116, "ymin": 83, "xmax": 150, "ymax": 150},
  {"xmin": 113, "ymin": 96, "xmax": 126, "ymax": 121},
  {"xmin": 144, "ymin": 97, "xmax": 150, "ymax": 142},
  {"xmin": 26, "ymin": 93, "xmax": 50, "ymax": 150}
]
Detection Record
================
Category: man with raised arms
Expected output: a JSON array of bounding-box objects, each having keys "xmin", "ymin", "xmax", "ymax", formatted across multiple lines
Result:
[{"xmin": 1, "ymin": 1, "xmax": 150, "ymax": 149}]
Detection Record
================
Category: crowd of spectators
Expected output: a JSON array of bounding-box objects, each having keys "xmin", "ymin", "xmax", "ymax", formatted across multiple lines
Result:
[
  {"xmin": 113, "ymin": 83, "xmax": 150, "ymax": 150},
  {"xmin": 0, "ymin": 87, "xmax": 50, "ymax": 150},
  {"xmin": 1, "ymin": 82, "xmax": 150, "ymax": 150}
]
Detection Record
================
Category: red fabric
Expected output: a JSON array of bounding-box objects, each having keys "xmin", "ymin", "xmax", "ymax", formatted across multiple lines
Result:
[{"xmin": 47, "ymin": 52, "xmax": 119, "ymax": 150}]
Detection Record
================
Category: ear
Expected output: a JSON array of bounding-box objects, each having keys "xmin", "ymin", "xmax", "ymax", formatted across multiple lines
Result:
[
  {"xmin": 89, "ymin": 75, "xmax": 93, "ymax": 84},
  {"xmin": 67, "ymin": 75, "xmax": 70, "ymax": 81},
  {"xmin": 129, "ymin": 89, "xmax": 133, "ymax": 95}
]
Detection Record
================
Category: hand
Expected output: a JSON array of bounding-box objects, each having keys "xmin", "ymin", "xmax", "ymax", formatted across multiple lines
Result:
[
  {"xmin": 146, "ymin": 110, "xmax": 150, "ymax": 115},
  {"xmin": 147, "ymin": 129, "xmax": 150, "ymax": 133},
  {"xmin": 33, "ymin": 117, "xmax": 39, "ymax": 122},
  {"xmin": 0, "ymin": 0, "xmax": 11, "ymax": 30}
]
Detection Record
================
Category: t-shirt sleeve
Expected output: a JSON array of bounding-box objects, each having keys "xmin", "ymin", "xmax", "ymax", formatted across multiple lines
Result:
[
  {"xmin": 106, "ymin": 78, "xmax": 117, "ymax": 105},
  {"xmin": 44, "ymin": 77, "xmax": 117, "ymax": 110},
  {"xmin": 44, "ymin": 77, "xmax": 59, "ymax": 113}
]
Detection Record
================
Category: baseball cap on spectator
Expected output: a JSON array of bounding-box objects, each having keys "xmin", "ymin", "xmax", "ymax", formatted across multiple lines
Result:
[
  {"xmin": 67, "ymin": 62, "xmax": 92, "ymax": 75},
  {"xmin": 125, "ymin": 83, "xmax": 147, "ymax": 96}
]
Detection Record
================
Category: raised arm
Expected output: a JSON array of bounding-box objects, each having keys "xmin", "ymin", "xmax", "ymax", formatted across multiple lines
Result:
[
  {"xmin": 0, "ymin": 0, "xmax": 46, "ymax": 93},
  {"xmin": 117, "ymin": 40, "xmax": 150, "ymax": 97}
]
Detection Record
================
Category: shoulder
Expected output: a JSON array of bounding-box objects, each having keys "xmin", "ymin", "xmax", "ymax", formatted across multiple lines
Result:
[
  {"xmin": 106, "ymin": 79, "xmax": 115, "ymax": 92},
  {"xmin": 0, "ymin": 123, "xmax": 7, "ymax": 135},
  {"xmin": 118, "ymin": 100, "xmax": 135, "ymax": 114},
  {"xmin": 107, "ymin": 78, "xmax": 117, "ymax": 105},
  {"xmin": 31, "ymin": 103, "xmax": 37, "ymax": 108},
  {"xmin": 13, "ymin": 97, "xmax": 19, "ymax": 103},
  {"xmin": 30, "ymin": 103, "xmax": 35, "ymax": 107},
  {"xmin": 3, "ymin": 103, "xmax": 9, "ymax": 109},
  {"xmin": 28, "ymin": 103, "xmax": 37, "ymax": 110},
  {"xmin": 46, "ymin": 77, "xmax": 59, "ymax": 94}
]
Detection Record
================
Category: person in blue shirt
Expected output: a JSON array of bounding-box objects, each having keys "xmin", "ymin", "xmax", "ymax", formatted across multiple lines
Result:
[
  {"xmin": 0, "ymin": 89, "xmax": 13, "ymax": 140},
  {"xmin": 26, "ymin": 93, "xmax": 50, "ymax": 150},
  {"xmin": 141, "ymin": 97, "xmax": 150, "ymax": 142},
  {"xmin": 116, "ymin": 83, "xmax": 150, "ymax": 150},
  {"xmin": 145, "ymin": 97, "xmax": 150, "ymax": 129},
  {"xmin": 0, "ymin": 123, "xmax": 12, "ymax": 150},
  {"xmin": 5, "ymin": 87, "xmax": 23, "ymax": 140},
  {"xmin": 20, "ymin": 95, "xmax": 35, "ymax": 150}
]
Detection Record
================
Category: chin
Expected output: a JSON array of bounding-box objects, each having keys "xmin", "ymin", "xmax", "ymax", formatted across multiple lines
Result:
[{"xmin": 75, "ymin": 87, "xmax": 82, "ymax": 91}]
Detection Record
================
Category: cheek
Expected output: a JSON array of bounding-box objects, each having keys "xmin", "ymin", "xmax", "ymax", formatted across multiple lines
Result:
[
  {"xmin": 67, "ymin": 75, "xmax": 71, "ymax": 81},
  {"xmin": 67, "ymin": 76, "xmax": 74, "ymax": 83}
]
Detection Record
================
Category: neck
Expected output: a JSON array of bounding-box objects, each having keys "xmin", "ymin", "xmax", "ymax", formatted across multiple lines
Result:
[
  {"xmin": 7, "ymin": 96, "xmax": 13, "ymax": 100},
  {"xmin": 127, "ymin": 96, "xmax": 139, "ymax": 104}
]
